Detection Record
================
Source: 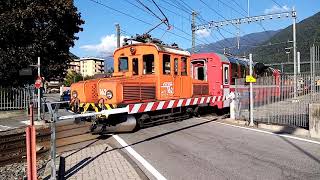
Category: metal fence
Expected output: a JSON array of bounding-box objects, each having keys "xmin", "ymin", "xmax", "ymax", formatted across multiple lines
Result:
[
  {"xmin": 235, "ymin": 45, "xmax": 320, "ymax": 129},
  {"xmin": 0, "ymin": 85, "xmax": 37, "ymax": 110}
]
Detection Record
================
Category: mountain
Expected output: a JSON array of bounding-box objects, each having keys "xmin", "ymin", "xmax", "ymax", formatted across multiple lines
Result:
[
  {"xmin": 193, "ymin": 30, "xmax": 280, "ymax": 55},
  {"xmin": 250, "ymin": 11, "xmax": 320, "ymax": 68},
  {"xmin": 101, "ymin": 56, "xmax": 114, "ymax": 71}
]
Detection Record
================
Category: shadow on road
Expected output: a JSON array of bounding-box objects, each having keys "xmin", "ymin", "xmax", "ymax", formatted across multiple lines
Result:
[
  {"xmin": 57, "ymin": 118, "xmax": 219, "ymax": 179},
  {"xmin": 279, "ymin": 135, "xmax": 320, "ymax": 164}
]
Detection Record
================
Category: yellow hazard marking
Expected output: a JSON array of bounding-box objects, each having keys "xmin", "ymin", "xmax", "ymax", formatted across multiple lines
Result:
[
  {"xmin": 246, "ymin": 75, "xmax": 256, "ymax": 83},
  {"xmin": 83, "ymin": 103, "xmax": 91, "ymax": 113}
]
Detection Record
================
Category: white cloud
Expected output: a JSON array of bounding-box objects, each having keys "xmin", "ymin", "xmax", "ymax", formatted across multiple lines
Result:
[
  {"xmin": 195, "ymin": 29, "xmax": 211, "ymax": 38},
  {"xmin": 80, "ymin": 34, "xmax": 129, "ymax": 56},
  {"xmin": 264, "ymin": 5, "xmax": 290, "ymax": 14}
]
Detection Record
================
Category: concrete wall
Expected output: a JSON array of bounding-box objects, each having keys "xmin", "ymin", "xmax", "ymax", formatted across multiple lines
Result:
[{"xmin": 309, "ymin": 104, "xmax": 320, "ymax": 138}]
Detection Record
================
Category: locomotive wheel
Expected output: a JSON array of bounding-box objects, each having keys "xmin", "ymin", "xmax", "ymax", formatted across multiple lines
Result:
[
  {"xmin": 186, "ymin": 108, "xmax": 194, "ymax": 118},
  {"xmin": 98, "ymin": 98, "xmax": 106, "ymax": 111},
  {"xmin": 137, "ymin": 114, "xmax": 150, "ymax": 128},
  {"xmin": 71, "ymin": 98, "xmax": 80, "ymax": 113},
  {"xmin": 193, "ymin": 106, "xmax": 200, "ymax": 117},
  {"xmin": 90, "ymin": 123, "xmax": 97, "ymax": 132}
]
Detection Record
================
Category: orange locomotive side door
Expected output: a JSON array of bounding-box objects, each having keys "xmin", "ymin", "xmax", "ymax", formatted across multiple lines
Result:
[
  {"xmin": 159, "ymin": 53, "xmax": 175, "ymax": 100},
  {"xmin": 180, "ymin": 56, "xmax": 192, "ymax": 98},
  {"xmin": 173, "ymin": 55, "xmax": 182, "ymax": 98}
]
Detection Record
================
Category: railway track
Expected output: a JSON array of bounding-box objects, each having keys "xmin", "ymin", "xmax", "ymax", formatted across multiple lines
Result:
[{"xmin": 0, "ymin": 122, "xmax": 98, "ymax": 166}]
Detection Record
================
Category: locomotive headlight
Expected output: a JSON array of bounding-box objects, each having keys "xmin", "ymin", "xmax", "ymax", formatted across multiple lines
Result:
[
  {"xmin": 72, "ymin": 91, "xmax": 78, "ymax": 98},
  {"xmin": 106, "ymin": 90, "xmax": 113, "ymax": 99}
]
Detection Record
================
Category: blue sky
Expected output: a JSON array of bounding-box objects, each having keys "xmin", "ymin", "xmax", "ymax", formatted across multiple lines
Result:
[{"xmin": 71, "ymin": 0, "xmax": 320, "ymax": 58}]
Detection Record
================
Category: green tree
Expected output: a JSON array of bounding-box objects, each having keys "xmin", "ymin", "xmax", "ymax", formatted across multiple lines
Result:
[
  {"xmin": 0, "ymin": 0, "xmax": 84, "ymax": 86},
  {"xmin": 64, "ymin": 70, "xmax": 83, "ymax": 86}
]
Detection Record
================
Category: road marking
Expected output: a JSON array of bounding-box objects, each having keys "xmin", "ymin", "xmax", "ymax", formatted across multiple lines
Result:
[
  {"xmin": 213, "ymin": 121, "xmax": 320, "ymax": 145},
  {"xmin": 113, "ymin": 135, "xmax": 167, "ymax": 180}
]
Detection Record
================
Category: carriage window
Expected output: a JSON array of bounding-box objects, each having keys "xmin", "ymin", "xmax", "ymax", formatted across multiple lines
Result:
[
  {"xmin": 163, "ymin": 54, "xmax": 171, "ymax": 75},
  {"xmin": 231, "ymin": 62, "xmax": 238, "ymax": 85},
  {"xmin": 240, "ymin": 65, "xmax": 246, "ymax": 78},
  {"xmin": 223, "ymin": 65, "xmax": 229, "ymax": 85},
  {"xmin": 181, "ymin": 57, "xmax": 188, "ymax": 76},
  {"xmin": 143, "ymin": 54, "xmax": 154, "ymax": 74},
  {"xmin": 174, "ymin": 58, "xmax": 178, "ymax": 75},
  {"xmin": 132, "ymin": 58, "xmax": 139, "ymax": 75},
  {"xmin": 119, "ymin": 57, "xmax": 128, "ymax": 72}
]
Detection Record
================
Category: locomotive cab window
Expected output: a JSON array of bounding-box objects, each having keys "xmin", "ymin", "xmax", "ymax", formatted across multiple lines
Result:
[
  {"xmin": 174, "ymin": 58, "xmax": 178, "ymax": 75},
  {"xmin": 163, "ymin": 54, "xmax": 171, "ymax": 75},
  {"xmin": 181, "ymin": 57, "xmax": 188, "ymax": 76},
  {"xmin": 132, "ymin": 58, "xmax": 139, "ymax": 75},
  {"xmin": 119, "ymin": 57, "xmax": 128, "ymax": 72},
  {"xmin": 143, "ymin": 54, "xmax": 155, "ymax": 74}
]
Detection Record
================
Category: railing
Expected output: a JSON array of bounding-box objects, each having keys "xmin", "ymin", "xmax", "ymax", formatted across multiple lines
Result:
[
  {"xmin": 0, "ymin": 86, "xmax": 36, "ymax": 110},
  {"xmin": 235, "ymin": 73, "xmax": 320, "ymax": 128}
]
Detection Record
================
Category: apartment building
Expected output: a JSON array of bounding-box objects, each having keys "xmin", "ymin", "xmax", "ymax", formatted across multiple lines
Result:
[
  {"xmin": 68, "ymin": 57, "xmax": 105, "ymax": 77},
  {"xmin": 68, "ymin": 59, "xmax": 81, "ymax": 73}
]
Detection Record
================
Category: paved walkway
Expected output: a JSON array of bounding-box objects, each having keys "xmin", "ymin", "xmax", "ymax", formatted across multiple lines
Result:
[{"xmin": 60, "ymin": 143, "xmax": 143, "ymax": 180}]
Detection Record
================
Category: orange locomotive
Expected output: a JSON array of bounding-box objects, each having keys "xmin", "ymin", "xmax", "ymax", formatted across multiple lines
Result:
[{"xmin": 70, "ymin": 35, "xmax": 213, "ymax": 132}]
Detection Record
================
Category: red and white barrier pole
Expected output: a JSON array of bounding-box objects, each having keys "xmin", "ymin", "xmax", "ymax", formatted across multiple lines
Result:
[
  {"xmin": 26, "ymin": 126, "xmax": 32, "ymax": 179},
  {"xmin": 26, "ymin": 104, "xmax": 37, "ymax": 180}
]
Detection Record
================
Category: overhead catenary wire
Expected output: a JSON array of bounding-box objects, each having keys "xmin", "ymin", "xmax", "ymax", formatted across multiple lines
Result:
[
  {"xmin": 271, "ymin": 0, "xmax": 284, "ymax": 8},
  {"xmin": 229, "ymin": 0, "xmax": 248, "ymax": 15},
  {"xmin": 135, "ymin": 0, "xmax": 163, "ymax": 21},
  {"xmin": 198, "ymin": 0, "xmax": 257, "ymax": 46},
  {"xmin": 89, "ymin": 0, "xmax": 212, "ymax": 47}
]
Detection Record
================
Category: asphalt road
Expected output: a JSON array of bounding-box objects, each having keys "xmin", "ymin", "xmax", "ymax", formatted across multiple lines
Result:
[{"xmin": 111, "ymin": 116, "xmax": 320, "ymax": 180}]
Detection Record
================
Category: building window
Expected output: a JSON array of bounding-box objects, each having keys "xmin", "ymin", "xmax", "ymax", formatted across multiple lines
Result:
[
  {"xmin": 181, "ymin": 57, "xmax": 188, "ymax": 76},
  {"xmin": 162, "ymin": 54, "xmax": 171, "ymax": 75},
  {"xmin": 119, "ymin": 57, "xmax": 128, "ymax": 72},
  {"xmin": 143, "ymin": 54, "xmax": 154, "ymax": 74}
]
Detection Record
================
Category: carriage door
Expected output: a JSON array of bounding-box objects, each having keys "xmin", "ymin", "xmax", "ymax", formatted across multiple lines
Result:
[{"xmin": 222, "ymin": 64, "xmax": 230, "ymax": 107}]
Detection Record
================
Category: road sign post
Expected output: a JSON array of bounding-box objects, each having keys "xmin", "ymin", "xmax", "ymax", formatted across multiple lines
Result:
[{"xmin": 249, "ymin": 54, "xmax": 254, "ymax": 127}]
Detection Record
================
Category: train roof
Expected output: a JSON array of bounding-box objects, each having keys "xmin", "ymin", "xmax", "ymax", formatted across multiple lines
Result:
[{"xmin": 115, "ymin": 43, "xmax": 190, "ymax": 56}]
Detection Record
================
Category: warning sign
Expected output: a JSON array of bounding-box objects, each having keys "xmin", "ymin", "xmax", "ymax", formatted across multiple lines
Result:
[{"xmin": 246, "ymin": 75, "xmax": 256, "ymax": 83}]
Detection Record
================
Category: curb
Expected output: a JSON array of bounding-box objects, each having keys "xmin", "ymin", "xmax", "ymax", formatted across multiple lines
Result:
[{"xmin": 221, "ymin": 118, "xmax": 318, "ymax": 140}]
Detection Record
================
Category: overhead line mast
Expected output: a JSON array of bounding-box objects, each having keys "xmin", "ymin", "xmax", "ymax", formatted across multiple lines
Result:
[{"xmin": 194, "ymin": 9, "xmax": 298, "ymax": 98}]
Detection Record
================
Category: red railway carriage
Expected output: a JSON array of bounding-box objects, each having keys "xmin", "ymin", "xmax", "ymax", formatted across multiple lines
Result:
[
  {"xmin": 191, "ymin": 53, "xmax": 231, "ymax": 109},
  {"xmin": 191, "ymin": 52, "xmax": 282, "ymax": 109}
]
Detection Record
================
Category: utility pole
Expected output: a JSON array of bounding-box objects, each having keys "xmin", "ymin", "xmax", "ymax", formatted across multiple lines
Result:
[
  {"xmin": 37, "ymin": 57, "xmax": 41, "ymax": 121},
  {"xmin": 237, "ymin": 21, "xmax": 240, "ymax": 50},
  {"xmin": 115, "ymin": 24, "xmax": 120, "ymax": 48},
  {"xmin": 247, "ymin": 0, "xmax": 250, "ymax": 17},
  {"xmin": 297, "ymin": 51, "xmax": 300, "ymax": 74},
  {"xmin": 292, "ymin": 8, "xmax": 297, "ymax": 100},
  {"xmin": 191, "ymin": 11, "xmax": 197, "ymax": 54}
]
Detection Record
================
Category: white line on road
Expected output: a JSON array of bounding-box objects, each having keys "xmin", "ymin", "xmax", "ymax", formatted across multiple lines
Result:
[
  {"xmin": 112, "ymin": 135, "xmax": 167, "ymax": 180},
  {"xmin": 213, "ymin": 121, "xmax": 320, "ymax": 145}
]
